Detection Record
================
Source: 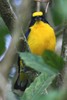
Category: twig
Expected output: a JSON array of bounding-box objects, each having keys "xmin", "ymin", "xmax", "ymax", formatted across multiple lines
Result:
[
  {"xmin": 61, "ymin": 25, "xmax": 67, "ymax": 60},
  {"xmin": 0, "ymin": 0, "xmax": 17, "ymax": 32},
  {"xmin": 61, "ymin": 23, "xmax": 67, "ymax": 89},
  {"xmin": 36, "ymin": 1, "xmax": 40, "ymax": 11},
  {"xmin": 0, "ymin": 0, "xmax": 32, "ymax": 77},
  {"xmin": 0, "ymin": 0, "xmax": 32, "ymax": 99}
]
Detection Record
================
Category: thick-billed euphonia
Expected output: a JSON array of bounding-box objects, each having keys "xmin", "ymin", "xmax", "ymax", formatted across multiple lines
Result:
[
  {"xmin": 26, "ymin": 11, "xmax": 56, "ymax": 55},
  {"xmin": 14, "ymin": 11, "xmax": 56, "ymax": 92}
]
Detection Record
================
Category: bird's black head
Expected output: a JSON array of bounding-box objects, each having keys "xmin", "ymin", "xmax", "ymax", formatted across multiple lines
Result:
[
  {"xmin": 29, "ymin": 11, "xmax": 49, "ymax": 27},
  {"xmin": 25, "ymin": 11, "xmax": 49, "ymax": 38},
  {"xmin": 33, "ymin": 11, "xmax": 43, "ymax": 21}
]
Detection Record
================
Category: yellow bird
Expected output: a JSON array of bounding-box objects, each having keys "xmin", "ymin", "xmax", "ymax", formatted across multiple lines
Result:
[
  {"xmin": 26, "ymin": 11, "xmax": 56, "ymax": 55},
  {"xmin": 14, "ymin": 11, "xmax": 56, "ymax": 92}
]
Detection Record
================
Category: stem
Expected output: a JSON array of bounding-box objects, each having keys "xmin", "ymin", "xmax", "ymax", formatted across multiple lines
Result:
[
  {"xmin": 61, "ymin": 26, "xmax": 67, "ymax": 61},
  {"xmin": 0, "ymin": 0, "xmax": 17, "ymax": 32},
  {"xmin": 0, "ymin": 0, "xmax": 31, "ymax": 77},
  {"xmin": 36, "ymin": 1, "xmax": 40, "ymax": 11}
]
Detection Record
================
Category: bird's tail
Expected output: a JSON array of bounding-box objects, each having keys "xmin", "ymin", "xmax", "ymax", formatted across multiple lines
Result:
[{"xmin": 13, "ymin": 56, "xmax": 28, "ymax": 93}]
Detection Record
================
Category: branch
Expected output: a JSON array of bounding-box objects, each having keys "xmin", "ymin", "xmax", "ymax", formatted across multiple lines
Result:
[
  {"xmin": 0, "ymin": 0, "xmax": 33, "ymax": 99},
  {"xmin": 61, "ymin": 26, "xmax": 67, "ymax": 60},
  {"xmin": 0, "ymin": 0, "xmax": 17, "ymax": 32},
  {"xmin": 0, "ymin": 0, "xmax": 33, "ymax": 77},
  {"xmin": 55, "ymin": 20, "xmax": 67, "ymax": 93},
  {"xmin": 61, "ymin": 24, "xmax": 67, "ymax": 87}
]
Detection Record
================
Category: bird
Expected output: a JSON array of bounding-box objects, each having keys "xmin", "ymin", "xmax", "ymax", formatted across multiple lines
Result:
[
  {"xmin": 26, "ymin": 11, "xmax": 56, "ymax": 55},
  {"xmin": 13, "ymin": 11, "xmax": 56, "ymax": 92}
]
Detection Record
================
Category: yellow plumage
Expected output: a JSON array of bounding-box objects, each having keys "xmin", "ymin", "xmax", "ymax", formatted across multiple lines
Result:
[
  {"xmin": 28, "ymin": 21, "xmax": 56, "ymax": 55},
  {"xmin": 32, "ymin": 11, "xmax": 43, "ymax": 17},
  {"xmin": 14, "ymin": 12, "xmax": 56, "ymax": 92}
]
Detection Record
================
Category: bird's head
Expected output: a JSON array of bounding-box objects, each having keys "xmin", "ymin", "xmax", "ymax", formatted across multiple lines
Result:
[{"xmin": 32, "ymin": 11, "xmax": 43, "ymax": 21}]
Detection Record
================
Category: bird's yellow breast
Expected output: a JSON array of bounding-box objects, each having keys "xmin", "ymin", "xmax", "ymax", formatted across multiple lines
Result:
[{"xmin": 27, "ymin": 21, "xmax": 56, "ymax": 55}]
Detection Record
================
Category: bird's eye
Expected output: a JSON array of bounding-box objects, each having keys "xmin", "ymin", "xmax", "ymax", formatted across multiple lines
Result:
[
  {"xmin": 35, "ymin": 17, "xmax": 42, "ymax": 21},
  {"xmin": 39, "ymin": 17, "xmax": 42, "ymax": 20},
  {"xmin": 35, "ymin": 18, "xmax": 37, "ymax": 21}
]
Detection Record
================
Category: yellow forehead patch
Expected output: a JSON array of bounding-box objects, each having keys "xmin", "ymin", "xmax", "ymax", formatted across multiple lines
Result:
[{"xmin": 32, "ymin": 11, "xmax": 43, "ymax": 17}]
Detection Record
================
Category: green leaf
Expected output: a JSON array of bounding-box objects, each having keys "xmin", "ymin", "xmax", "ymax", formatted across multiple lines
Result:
[
  {"xmin": 19, "ymin": 52, "xmax": 58, "ymax": 74},
  {"xmin": 0, "ymin": 37, "xmax": 5, "ymax": 55},
  {"xmin": 0, "ymin": 17, "xmax": 9, "ymax": 35},
  {"xmin": 35, "ymin": 91, "xmax": 59, "ymax": 100},
  {"xmin": 58, "ymin": 0, "xmax": 67, "ymax": 18},
  {"xmin": 20, "ymin": 73, "xmax": 56, "ymax": 100},
  {"xmin": 0, "ymin": 17, "xmax": 9, "ymax": 55},
  {"xmin": 34, "ymin": 91, "xmax": 58, "ymax": 100},
  {"xmin": 42, "ymin": 50, "xmax": 64, "ymax": 71},
  {"xmin": 50, "ymin": 0, "xmax": 64, "ymax": 26},
  {"xmin": 35, "ymin": 89, "xmax": 67, "ymax": 100}
]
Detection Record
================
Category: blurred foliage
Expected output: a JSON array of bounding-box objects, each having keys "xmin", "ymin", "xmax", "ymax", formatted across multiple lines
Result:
[
  {"xmin": 19, "ymin": 50, "xmax": 64, "ymax": 73},
  {"xmin": 50, "ymin": 0, "xmax": 67, "ymax": 26},
  {"xmin": 0, "ymin": 17, "xmax": 9, "ymax": 36},
  {"xmin": 20, "ymin": 73, "xmax": 56, "ymax": 100},
  {"xmin": 50, "ymin": 0, "xmax": 64, "ymax": 26},
  {"xmin": 30, "ymin": 90, "xmax": 66, "ymax": 100},
  {"xmin": 0, "ymin": 36, "xmax": 5, "ymax": 55},
  {"xmin": 19, "ymin": 52, "xmax": 58, "ymax": 74},
  {"xmin": 0, "ymin": 17, "xmax": 9, "ymax": 55},
  {"xmin": 42, "ymin": 50, "xmax": 64, "ymax": 71},
  {"xmin": 58, "ymin": 0, "xmax": 67, "ymax": 18},
  {"xmin": 19, "ymin": 52, "xmax": 65, "ymax": 100}
]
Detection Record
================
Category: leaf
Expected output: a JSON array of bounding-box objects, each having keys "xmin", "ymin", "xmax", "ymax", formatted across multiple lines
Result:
[
  {"xmin": 50, "ymin": 0, "xmax": 64, "ymax": 26},
  {"xmin": 34, "ymin": 89, "xmax": 67, "ymax": 100},
  {"xmin": 58, "ymin": 0, "xmax": 67, "ymax": 18},
  {"xmin": 34, "ymin": 91, "xmax": 59, "ymax": 100},
  {"xmin": 42, "ymin": 50, "xmax": 64, "ymax": 71},
  {"xmin": 0, "ymin": 17, "xmax": 9, "ymax": 35},
  {"xmin": 19, "ymin": 52, "xmax": 58, "ymax": 74},
  {"xmin": 0, "ymin": 37, "xmax": 5, "ymax": 55},
  {"xmin": 34, "ymin": 91, "xmax": 58, "ymax": 100},
  {"xmin": 0, "ymin": 17, "xmax": 9, "ymax": 55},
  {"xmin": 20, "ymin": 73, "xmax": 56, "ymax": 100}
]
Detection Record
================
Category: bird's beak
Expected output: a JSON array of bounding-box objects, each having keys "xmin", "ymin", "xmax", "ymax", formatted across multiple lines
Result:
[{"xmin": 36, "ymin": 16, "xmax": 41, "ymax": 22}]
